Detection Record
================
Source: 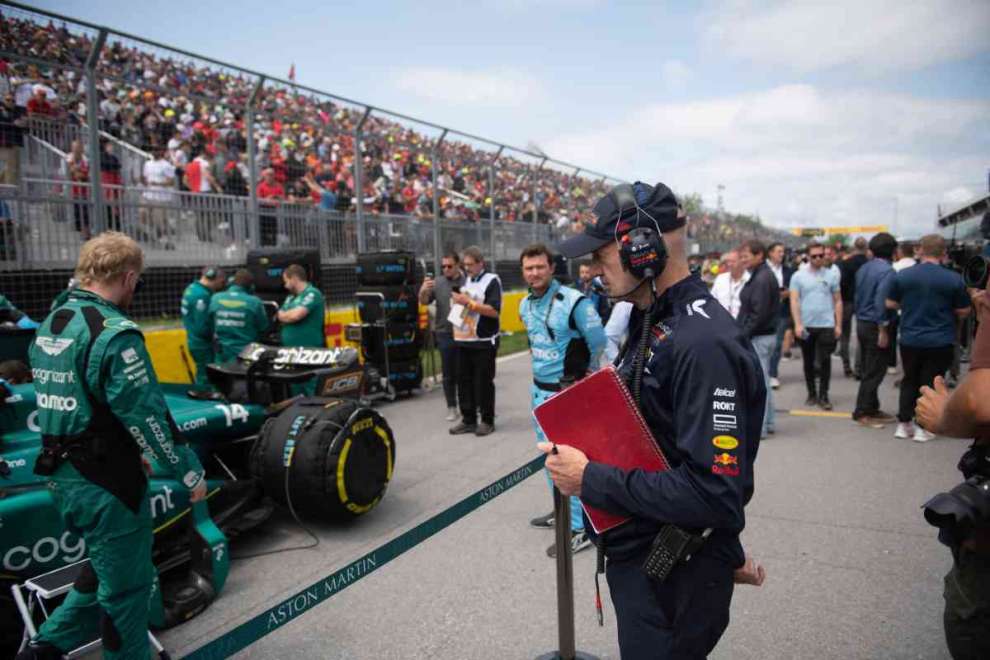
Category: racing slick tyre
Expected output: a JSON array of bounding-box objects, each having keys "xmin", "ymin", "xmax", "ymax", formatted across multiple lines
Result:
[
  {"xmin": 250, "ymin": 398, "xmax": 395, "ymax": 521},
  {"xmin": 355, "ymin": 251, "xmax": 416, "ymax": 286}
]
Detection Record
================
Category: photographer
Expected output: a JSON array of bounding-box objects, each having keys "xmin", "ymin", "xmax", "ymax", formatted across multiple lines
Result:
[
  {"xmin": 916, "ymin": 287, "xmax": 990, "ymax": 660},
  {"xmin": 543, "ymin": 181, "xmax": 765, "ymax": 658}
]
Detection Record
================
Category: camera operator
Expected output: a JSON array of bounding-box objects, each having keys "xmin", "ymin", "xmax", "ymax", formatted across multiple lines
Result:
[
  {"xmin": 542, "ymin": 181, "xmax": 765, "ymax": 658},
  {"xmin": 916, "ymin": 285, "xmax": 990, "ymax": 659},
  {"xmin": 18, "ymin": 232, "xmax": 205, "ymax": 659}
]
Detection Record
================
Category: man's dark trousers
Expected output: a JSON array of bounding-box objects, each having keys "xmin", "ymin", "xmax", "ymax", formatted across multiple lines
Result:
[
  {"xmin": 897, "ymin": 345, "xmax": 953, "ymax": 423},
  {"xmin": 434, "ymin": 331, "xmax": 458, "ymax": 409},
  {"xmin": 456, "ymin": 343, "xmax": 496, "ymax": 425},
  {"xmin": 799, "ymin": 327, "xmax": 836, "ymax": 398},
  {"xmin": 854, "ymin": 321, "xmax": 888, "ymax": 417},
  {"xmin": 606, "ymin": 553, "xmax": 734, "ymax": 658}
]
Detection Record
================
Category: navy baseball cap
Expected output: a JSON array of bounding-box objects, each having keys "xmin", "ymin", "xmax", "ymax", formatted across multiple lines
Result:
[{"xmin": 556, "ymin": 181, "xmax": 684, "ymax": 259}]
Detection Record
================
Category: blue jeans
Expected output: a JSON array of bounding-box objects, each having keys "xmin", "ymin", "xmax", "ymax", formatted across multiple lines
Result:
[
  {"xmin": 751, "ymin": 334, "xmax": 776, "ymax": 436},
  {"xmin": 769, "ymin": 315, "xmax": 788, "ymax": 378},
  {"xmin": 531, "ymin": 384, "xmax": 584, "ymax": 532}
]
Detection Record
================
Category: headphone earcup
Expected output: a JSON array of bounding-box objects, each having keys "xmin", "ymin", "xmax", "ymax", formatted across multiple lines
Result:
[{"xmin": 620, "ymin": 228, "xmax": 668, "ymax": 280}]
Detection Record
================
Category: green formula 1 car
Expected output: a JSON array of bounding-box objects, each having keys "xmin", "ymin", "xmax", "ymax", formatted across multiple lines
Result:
[{"xmin": 1, "ymin": 343, "xmax": 397, "ymax": 655}]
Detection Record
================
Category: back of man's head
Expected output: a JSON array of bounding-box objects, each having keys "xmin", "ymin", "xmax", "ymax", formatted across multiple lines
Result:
[
  {"xmin": 854, "ymin": 236, "xmax": 867, "ymax": 252},
  {"xmin": 233, "ymin": 269, "xmax": 254, "ymax": 289},
  {"xmin": 462, "ymin": 246, "xmax": 484, "ymax": 264},
  {"xmin": 74, "ymin": 231, "xmax": 143, "ymax": 286},
  {"xmin": 868, "ymin": 233, "xmax": 898, "ymax": 261},
  {"xmin": 919, "ymin": 234, "xmax": 946, "ymax": 259},
  {"xmin": 899, "ymin": 242, "xmax": 915, "ymax": 259}
]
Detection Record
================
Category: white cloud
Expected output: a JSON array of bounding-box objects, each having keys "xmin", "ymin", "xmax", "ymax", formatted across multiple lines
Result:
[
  {"xmin": 661, "ymin": 59, "xmax": 692, "ymax": 93},
  {"xmin": 543, "ymin": 85, "xmax": 990, "ymax": 235},
  {"xmin": 392, "ymin": 67, "xmax": 546, "ymax": 108},
  {"xmin": 706, "ymin": 0, "xmax": 990, "ymax": 74}
]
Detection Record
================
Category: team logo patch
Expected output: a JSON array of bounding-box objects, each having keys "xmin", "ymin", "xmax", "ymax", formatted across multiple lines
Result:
[
  {"xmin": 712, "ymin": 464, "xmax": 740, "ymax": 477},
  {"xmin": 35, "ymin": 337, "xmax": 74, "ymax": 356},
  {"xmin": 713, "ymin": 452, "xmax": 738, "ymax": 467},
  {"xmin": 121, "ymin": 347, "xmax": 139, "ymax": 364},
  {"xmin": 712, "ymin": 435, "xmax": 739, "ymax": 450}
]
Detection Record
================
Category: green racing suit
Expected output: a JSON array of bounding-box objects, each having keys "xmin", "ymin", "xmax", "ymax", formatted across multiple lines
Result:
[
  {"xmin": 279, "ymin": 283, "xmax": 325, "ymax": 396},
  {"xmin": 181, "ymin": 280, "xmax": 214, "ymax": 389},
  {"xmin": 207, "ymin": 284, "xmax": 270, "ymax": 364},
  {"xmin": 27, "ymin": 288, "xmax": 204, "ymax": 658}
]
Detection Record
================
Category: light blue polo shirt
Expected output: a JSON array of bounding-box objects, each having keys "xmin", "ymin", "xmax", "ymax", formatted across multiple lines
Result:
[{"xmin": 790, "ymin": 266, "xmax": 840, "ymax": 328}]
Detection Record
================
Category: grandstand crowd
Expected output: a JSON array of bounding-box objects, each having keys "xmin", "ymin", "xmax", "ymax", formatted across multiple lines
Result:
[{"xmin": 0, "ymin": 10, "xmax": 795, "ymax": 250}]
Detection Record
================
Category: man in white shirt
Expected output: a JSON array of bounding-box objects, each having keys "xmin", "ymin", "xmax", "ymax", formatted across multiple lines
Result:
[
  {"xmin": 710, "ymin": 250, "xmax": 750, "ymax": 318},
  {"xmin": 889, "ymin": 241, "xmax": 917, "ymax": 373},
  {"xmin": 140, "ymin": 145, "xmax": 176, "ymax": 248}
]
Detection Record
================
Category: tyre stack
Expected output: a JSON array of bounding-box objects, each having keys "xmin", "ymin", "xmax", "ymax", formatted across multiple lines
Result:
[
  {"xmin": 246, "ymin": 247, "xmax": 321, "ymax": 305},
  {"xmin": 355, "ymin": 251, "xmax": 422, "ymax": 393}
]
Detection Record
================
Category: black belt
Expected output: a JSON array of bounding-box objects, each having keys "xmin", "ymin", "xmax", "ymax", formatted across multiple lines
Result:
[{"xmin": 534, "ymin": 380, "xmax": 561, "ymax": 392}]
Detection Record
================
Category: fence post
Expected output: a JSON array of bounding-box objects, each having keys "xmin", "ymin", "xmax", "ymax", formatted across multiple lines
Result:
[
  {"xmin": 431, "ymin": 129, "xmax": 447, "ymax": 274},
  {"xmin": 488, "ymin": 146, "xmax": 503, "ymax": 271},
  {"xmin": 532, "ymin": 157, "xmax": 546, "ymax": 243},
  {"xmin": 84, "ymin": 29, "xmax": 107, "ymax": 234},
  {"xmin": 354, "ymin": 107, "xmax": 372, "ymax": 254},
  {"xmin": 245, "ymin": 76, "xmax": 265, "ymax": 250}
]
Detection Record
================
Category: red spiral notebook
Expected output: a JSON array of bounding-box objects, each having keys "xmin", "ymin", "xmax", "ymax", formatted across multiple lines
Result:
[{"xmin": 533, "ymin": 366, "xmax": 670, "ymax": 534}]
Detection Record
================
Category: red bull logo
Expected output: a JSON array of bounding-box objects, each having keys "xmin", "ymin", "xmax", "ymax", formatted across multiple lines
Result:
[{"xmin": 713, "ymin": 453, "xmax": 737, "ymax": 466}]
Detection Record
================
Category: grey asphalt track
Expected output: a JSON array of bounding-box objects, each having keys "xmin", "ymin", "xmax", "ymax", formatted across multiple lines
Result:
[{"xmin": 161, "ymin": 348, "xmax": 964, "ymax": 660}]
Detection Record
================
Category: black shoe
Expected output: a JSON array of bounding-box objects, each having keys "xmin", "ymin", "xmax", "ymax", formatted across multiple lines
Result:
[
  {"xmin": 475, "ymin": 422, "xmax": 495, "ymax": 436},
  {"xmin": 844, "ymin": 367, "xmax": 854, "ymax": 378},
  {"xmin": 804, "ymin": 395, "xmax": 818, "ymax": 407},
  {"xmin": 819, "ymin": 397, "xmax": 833, "ymax": 411},
  {"xmin": 546, "ymin": 531, "xmax": 592, "ymax": 558},
  {"xmin": 449, "ymin": 421, "xmax": 477, "ymax": 435},
  {"xmin": 530, "ymin": 512, "xmax": 555, "ymax": 529}
]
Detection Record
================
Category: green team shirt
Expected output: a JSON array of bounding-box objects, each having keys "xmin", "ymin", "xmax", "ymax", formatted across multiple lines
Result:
[
  {"xmin": 280, "ymin": 283, "xmax": 325, "ymax": 348},
  {"xmin": 207, "ymin": 284, "xmax": 270, "ymax": 362},
  {"xmin": 30, "ymin": 289, "xmax": 204, "ymax": 488},
  {"xmin": 181, "ymin": 280, "xmax": 213, "ymax": 350}
]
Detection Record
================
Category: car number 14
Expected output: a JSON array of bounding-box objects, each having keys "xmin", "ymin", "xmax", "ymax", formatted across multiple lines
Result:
[{"xmin": 213, "ymin": 403, "xmax": 249, "ymax": 427}]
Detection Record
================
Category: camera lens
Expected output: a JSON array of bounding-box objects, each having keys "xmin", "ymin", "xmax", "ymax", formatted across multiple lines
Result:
[{"xmin": 963, "ymin": 255, "xmax": 989, "ymax": 290}]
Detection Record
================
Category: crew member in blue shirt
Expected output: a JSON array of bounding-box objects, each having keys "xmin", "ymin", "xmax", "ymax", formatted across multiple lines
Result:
[
  {"xmin": 885, "ymin": 234, "xmax": 971, "ymax": 442},
  {"xmin": 519, "ymin": 243, "xmax": 605, "ymax": 558},
  {"xmin": 541, "ymin": 181, "xmax": 765, "ymax": 659},
  {"xmin": 853, "ymin": 232, "xmax": 899, "ymax": 427}
]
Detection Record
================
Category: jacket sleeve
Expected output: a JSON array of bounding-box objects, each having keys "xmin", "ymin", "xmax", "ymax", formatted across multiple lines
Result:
[
  {"xmin": 876, "ymin": 268, "xmax": 895, "ymax": 325},
  {"xmin": 100, "ymin": 331, "xmax": 205, "ymax": 489},
  {"xmin": 573, "ymin": 297, "xmax": 606, "ymax": 365},
  {"xmin": 581, "ymin": 337, "xmax": 753, "ymax": 531},
  {"xmin": 255, "ymin": 298, "xmax": 271, "ymax": 335}
]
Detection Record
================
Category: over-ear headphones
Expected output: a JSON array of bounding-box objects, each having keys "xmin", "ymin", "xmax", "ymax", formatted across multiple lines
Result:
[
  {"xmin": 204, "ymin": 267, "xmax": 217, "ymax": 280},
  {"xmin": 611, "ymin": 183, "xmax": 668, "ymax": 280}
]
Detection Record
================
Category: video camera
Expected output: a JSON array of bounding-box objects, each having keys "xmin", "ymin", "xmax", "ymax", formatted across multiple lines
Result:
[{"xmin": 923, "ymin": 443, "xmax": 990, "ymax": 540}]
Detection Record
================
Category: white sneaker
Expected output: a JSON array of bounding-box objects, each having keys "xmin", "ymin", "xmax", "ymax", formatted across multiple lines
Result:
[
  {"xmin": 894, "ymin": 422, "xmax": 912, "ymax": 439},
  {"xmin": 445, "ymin": 407, "xmax": 459, "ymax": 421},
  {"xmin": 913, "ymin": 427, "xmax": 935, "ymax": 443},
  {"xmin": 769, "ymin": 377, "xmax": 780, "ymax": 390}
]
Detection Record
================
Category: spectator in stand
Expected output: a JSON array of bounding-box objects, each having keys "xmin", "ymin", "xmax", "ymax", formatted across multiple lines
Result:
[
  {"xmin": 885, "ymin": 235, "xmax": 971, "ymax": 442},
  {"xmin": 65, "ymin": 139, "xmax": 90, "ymax": 239},
  {"xmin": 222, "ymin": 157, "xmax": 249, "ymax": 198},
  {"xmin": 139, "ymin": 145, "xmax": 175, "ymax": 248},
  {"xmin": 852, "ymin": 233, "xmax": 899, "ymax": 428},
  {"xmin": 98, "ymin": 140, "xmax": 123, "ymax": 232},
  {"xmin": 837, "ymin": 237, "xmax": 868, "ymax": 378},
  {"xmin": 711, "ymin": 249, "xmax": 749, "ymax": 318},
  {"xmin": 0, "ymin": 93, "xmax": 25, "ymax": 185},
  {"xmin": 738, "ymin": 239, "xmax": 780, "ymax": 437},
  {"xmin": 419, "ymin": 251, "xmax": 466, "ymax": 421},
  {"xmin": 767, "ymin": 241, "xmax": 793, "ymax": 389},
  {"xmin": 257, "ymin": 167, "xmax": 285, "ymax": 246},
  {"xmin": 790, "ymin": 241, "xmax": 842, "ymax": 410},
  {"xmin": 184, "ymin": 149, "xmax": 219, "ymax": 242},
  {"xmin": 25, "ymin": 84, "xmax": 54, "ymax": 117}
]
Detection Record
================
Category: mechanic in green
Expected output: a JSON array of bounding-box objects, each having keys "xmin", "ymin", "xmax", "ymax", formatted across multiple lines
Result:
[
  {"xmin": 276, "ymin": 264, "xmax": 325, "ymax": 395},
  {"xmin": 180, "ymin": 266, "xmax": 225, "ymax": 389},
  {"xmin": 19, "ymin": 232, "xmax": 206, "ymax": 660},
  {"xmin": 207, "ymin": 268, "xmax": 270, "ymax": 364}
]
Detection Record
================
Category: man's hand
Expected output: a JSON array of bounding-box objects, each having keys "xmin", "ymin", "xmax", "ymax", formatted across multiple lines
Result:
[
  {"xmin": 733, "ymin": 554, "xmax": 766, "ymax": 586},
  {"xmin": 877, "ymin": 326, "xmax": 889, "ymax": 349},
  {"xmin": 916, "ymin": 375, "xmax": 950, "ymax": 433},
  {"xmin": 190, "ymin": 479, "xmax": 207, "ymax": 503},
  {"xmin": 834, "ymin": 325, "xmax": 842, "ymax": 340},
  {"xmin": 451, "ymin": 291, "xmax": 471, "ymax": 306},
  {"xmin": 537, "ymin": 442, "xmax": 588, "ymax": 497},
  {"xmin": 794, "ymin": 324, "xmax": 804, "ymax": 341},
  {"xmin": 422, "ymin": 277, "xmax": 435, "ymax": 293}
]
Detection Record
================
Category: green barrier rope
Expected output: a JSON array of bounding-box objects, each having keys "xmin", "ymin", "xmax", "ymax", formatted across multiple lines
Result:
[{"xmin": 181, "ymin": 454, "xmax": 547, "ymax": 659}]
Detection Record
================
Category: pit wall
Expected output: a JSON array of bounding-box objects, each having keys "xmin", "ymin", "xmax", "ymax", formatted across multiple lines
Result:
[{"xmin": 146, "ymin": 291, "xmax": 529, "ymax": 383}]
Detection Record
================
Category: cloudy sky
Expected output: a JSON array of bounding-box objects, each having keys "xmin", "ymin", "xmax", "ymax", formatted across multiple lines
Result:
[{"xmin": 35, "ymin": 0, "xmax": 990, "ymax": 236}]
